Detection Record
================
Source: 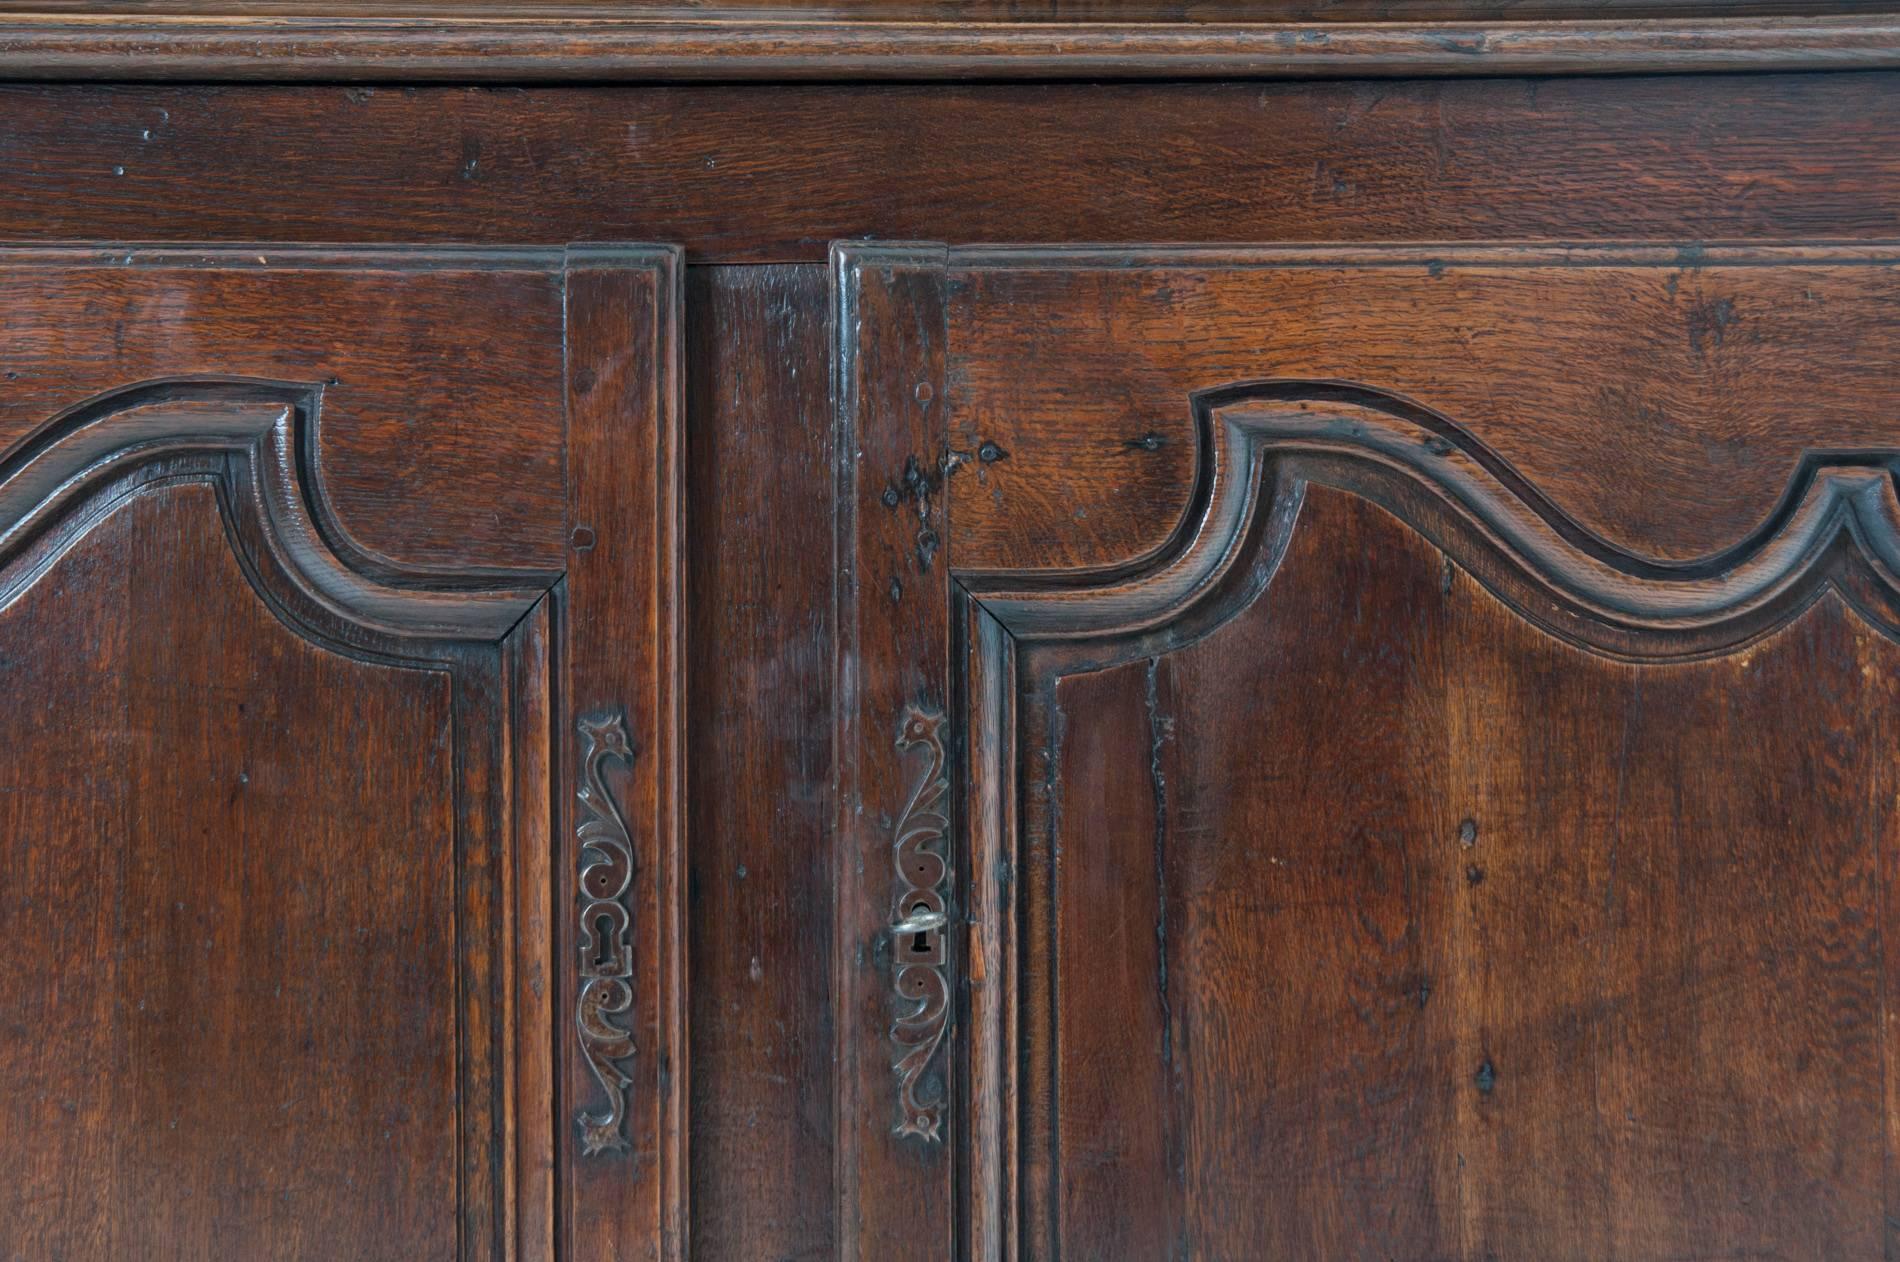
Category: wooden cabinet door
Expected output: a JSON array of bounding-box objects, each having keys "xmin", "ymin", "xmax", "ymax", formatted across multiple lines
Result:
[
  {"xmin": 835, "ymin": 243, "xmax": 1900, "ymax": 1259},
  {"xmin": 0, "ymin": 245, "xmax": 683, "ymax": 1261}
]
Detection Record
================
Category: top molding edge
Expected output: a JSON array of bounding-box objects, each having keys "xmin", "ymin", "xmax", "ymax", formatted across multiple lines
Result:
[{"xmin": 2, "ymin": 13, "xmax": 1900, "ymax": 81}]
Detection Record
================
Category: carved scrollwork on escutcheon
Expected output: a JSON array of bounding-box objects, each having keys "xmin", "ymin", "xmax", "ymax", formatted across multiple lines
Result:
[
  {"xmin": 890, "ymin": 705, "xmax": 951, "ymax": 1142},
  {"xmin": 575, "ymin": 707, "xmax": 638, "ymax": 1158}
]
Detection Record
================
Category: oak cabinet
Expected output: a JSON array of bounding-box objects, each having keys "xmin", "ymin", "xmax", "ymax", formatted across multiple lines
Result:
[{"xmin": 5, "ymin": 32, "xmax": 1900, "ymax": 1260}]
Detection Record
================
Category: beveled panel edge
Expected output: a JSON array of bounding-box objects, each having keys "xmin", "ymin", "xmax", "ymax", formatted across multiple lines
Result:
[
  {"xmin": 0, "ymin": 242, "xmax": 574, "ymax": 585},
  {"xmin": 2, "ymin": 13, "xmax": 1899, "ymax": 81}
]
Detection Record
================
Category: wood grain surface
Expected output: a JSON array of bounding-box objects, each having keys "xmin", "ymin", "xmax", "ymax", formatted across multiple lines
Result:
[
  {"xmin": 0, "ymin": 249, "xmax": 566, "ymax": 576},
  {"xmin": 6, "ymin": 76, "xmax": 1900, "ymax": 262},
  {"xmin": 5, "ymin": 29, "xmax": 1900, "ymax": 1255},
  {"xmin": 558, "ymin": 245, "xmax": 687, "ymax": 1262},
  {"xmin": 948, "ymin": 247, "xmax": 1900, "ymax": 576},
  {"xmin": 683, "ymin": 264, "xmax": 840, "ymax": 1259},
  {"xmin": 0, "ymin": 252, "xmax": 592, "ymax": 1261},
  {"xmin": 1024, "ymin": 485, "xmax": 1900, "ymax": 1256},
  {"xmin": 0, "ymin": 484, "xmax": 463, "ymax": 1259}
]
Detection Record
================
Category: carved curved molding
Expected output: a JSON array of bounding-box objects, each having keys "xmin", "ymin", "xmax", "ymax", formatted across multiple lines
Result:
[
  {"xmin": 964, "ymin": 379, "xmax": 1900, "ymax": 662},
  {"xmin": 0, "ymin": 377, "xmax": 550, "ymax": 644}
]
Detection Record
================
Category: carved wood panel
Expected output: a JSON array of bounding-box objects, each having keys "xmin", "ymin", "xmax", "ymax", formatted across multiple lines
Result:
[
  {"xmin": 890, "ymin": 246, "xmax": 1900, "ymax": 1258},
  {"xmin": 0, "ymin": 246, "xmax": 684, "ymax": 1262},
  {"xmin": 0, "ymin": 373, "xmax": 541, "ymax": 1259}
]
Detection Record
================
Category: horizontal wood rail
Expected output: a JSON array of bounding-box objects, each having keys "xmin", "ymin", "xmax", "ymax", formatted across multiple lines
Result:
[{"xmin": 2, "ymin": 13, "xmax": 1900, "ymax": 80}]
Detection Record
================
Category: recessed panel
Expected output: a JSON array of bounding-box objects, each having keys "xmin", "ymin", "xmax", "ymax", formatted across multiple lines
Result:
[
  {"xmin": 1041, "ymin": 484, "xmax": 1896, "ymax": 1257},
  {"xmin": 0, "ymin": 483, "xmax": 459, "ymax": 1259}
]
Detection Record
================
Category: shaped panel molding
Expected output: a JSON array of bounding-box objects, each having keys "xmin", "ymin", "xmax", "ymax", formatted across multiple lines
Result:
[
  {"xmin": 0, "ymin": 376, "xmax": 546, "ymax": 645},
  {"xmin": 966, "ymin": 379, "xmax": 1900, "ymax": 661}
]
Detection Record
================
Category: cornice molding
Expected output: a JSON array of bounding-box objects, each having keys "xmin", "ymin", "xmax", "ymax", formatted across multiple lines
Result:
[{"xmin": 2, "ymin": 13, "xmax": 1899, "ymax": 81}]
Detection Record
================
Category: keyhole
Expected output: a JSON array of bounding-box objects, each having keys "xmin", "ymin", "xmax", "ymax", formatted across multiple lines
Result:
[
  {"xmin": 909, "ymin": 902, "xmax": 931, "ymax": 954},
  {"xmin": 593, "ymin": 914, "xmax": 615, "ymax": 970}
]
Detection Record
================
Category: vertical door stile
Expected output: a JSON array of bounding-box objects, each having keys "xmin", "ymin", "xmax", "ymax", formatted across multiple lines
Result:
[
  {"xmin": 559, "ymin": 244, "xmax": 689, "ymax": 1262},
  {"xmin": 831, "ymin": 242, "xmax": 956, "ymax": 1262}
]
